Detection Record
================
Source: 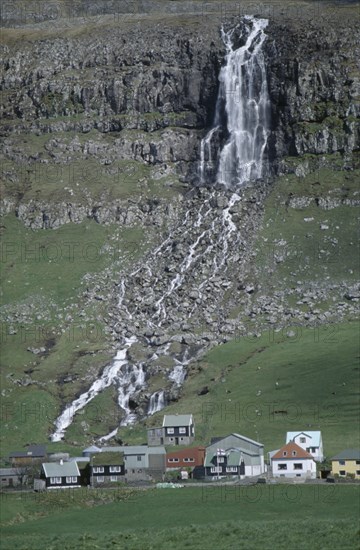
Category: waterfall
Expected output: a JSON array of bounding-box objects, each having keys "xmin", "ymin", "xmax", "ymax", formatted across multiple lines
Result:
[
  {"xmin": 200, "ymin": 16, "xmax": 270, "ymax": 187},
  {"xmin": 148, "ymin": 390, "xmax": 166, "ymax": 415},
  {"xmin": 51, "ymin": 336, "xmax": 138, "ymax": 441}
]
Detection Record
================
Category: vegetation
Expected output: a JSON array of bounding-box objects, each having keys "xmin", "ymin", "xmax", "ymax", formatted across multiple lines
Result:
[{"xmin": 1, "ymin": 486, "xmax": 359, "ymax": 549}]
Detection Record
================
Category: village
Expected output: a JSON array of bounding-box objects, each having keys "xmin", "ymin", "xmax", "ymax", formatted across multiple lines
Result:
[{"xmin": 1, "ymin": 414, "xmax": 359, "ymax": 491}]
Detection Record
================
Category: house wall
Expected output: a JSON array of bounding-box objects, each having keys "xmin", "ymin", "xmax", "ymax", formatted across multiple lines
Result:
[
  {"xmin": 124, "ymin": 454, "xmax": 148, "ymax": 469},
  {"xmin": 332, "ymin": 460, "xmax": 360, "ymax": 478},
  {"xmin": 148, "ymin": 453, "xmax": 166, "ymax": 472},
  {"xmin": 272, "ymin": 459, "xmax": 316, "ymax": 478},
  {"xmin": 291, "ymin": 435, "xmax": 323, "ymax": 461},
  {"xmin": 206, "ymin": 436, "xmax": 265, "ymax": 476},
  {"xmin": 45, "ymin": 476, "xmax": 81, "ymax": 488},
  {"xmin": 147, "ymin": 428, "xmax": 164, "ymax": 447},
  {"xmin": 0, "ymin": 474, "xmax": 25, "ymax": 487}
]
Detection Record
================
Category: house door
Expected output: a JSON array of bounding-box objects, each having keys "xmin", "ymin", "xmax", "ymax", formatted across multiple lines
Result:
[
  {"xmin": 160, "ymin": 437, "xmax": 163, "ymax": 444},
  {"xmin": 8, "ymin": 478, "xmax": 13, "ymax": 487},
  {"xmin": 175, "ymin": 437, "xmax": 179, "ymax": 445}
]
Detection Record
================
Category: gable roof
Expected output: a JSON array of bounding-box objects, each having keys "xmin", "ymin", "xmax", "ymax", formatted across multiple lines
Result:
[
  {"xmin": 207, "ymin": 433, "xmax": 263, "ymax": 449},
  {"xmin": 83, "ymin": 445, "xmax": 102, "ymax": 453},
  {"xmin": 163, "ymin": 414, "xmax": 193, "ymax": 427},
  {"xmin": 286, "ymin": 431, "xmax": 322, "ymax": 447},
  {"xmin": 9, "ymin": 444, "xmax": 47, "ymax": 458},
  {"xmin": 331, "ymin": 449, "xmax": 360, "ymax": 461},
  {"xmin": 0, "ymin": 468, "xmax": 20, "ymax": 476},
  {"xmin": 42, "ymin": 462, "xmax": 80, "ymax": 477},
  {"xmin": 272, "ymin": 442, "xmax": 314, "ymax": 461}
]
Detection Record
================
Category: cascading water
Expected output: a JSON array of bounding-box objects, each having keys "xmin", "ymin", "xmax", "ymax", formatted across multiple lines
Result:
[
  {"xmin": 51, "ymin": 17, "xmax": 268, "ymax": 444},
  {"xmin": 200, "ymin": 16, "xmax": 270, "ymax": 187},
  {"xmin": 148, "ymin": 390, "xmax": 166, "ymax": 415}
]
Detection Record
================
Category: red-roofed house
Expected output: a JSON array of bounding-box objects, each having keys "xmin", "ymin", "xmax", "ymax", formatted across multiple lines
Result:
[
  {"xmin": 271, "ymin": 442, "xmax": 316, "ymax": 479},
  {"xmin": 166, "ymin": 446, "xmax": 206, "ymax": 470}
]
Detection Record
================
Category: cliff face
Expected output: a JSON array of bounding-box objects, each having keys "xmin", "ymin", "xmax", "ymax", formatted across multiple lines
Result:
[
  {"xmin": 1, "ymin": 8, "xmax": 359, "ymax": 228},
  {"xmin": 266, "ymin": 15, "xmax": 360, "ymax": 174}
]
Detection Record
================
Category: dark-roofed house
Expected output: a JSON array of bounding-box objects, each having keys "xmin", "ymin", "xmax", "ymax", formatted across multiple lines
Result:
[
  {"xmin": 205, "ymin": 433, "xmax": 265, "ymax": 478},
  {"xmin": 147, "ymin": 414, "xmax": 194, "ymax": 446},
  {"xmin": 90, "ymin": 452, "xmax": 124, "ymax": 486},
  {"xmin": 331, "ymin": 449, "xmax": 360, "ymax": 479},
  {"xmin": 9, "ymin": 444, "xmax": 47, "ymax": 466},
  {"xmin": 41, "ymin": 460, "xmax": 81, "ymax": 489}
]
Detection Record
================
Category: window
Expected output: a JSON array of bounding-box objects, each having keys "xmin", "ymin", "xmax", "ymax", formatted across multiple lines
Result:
[
  {"xmin": 283, "ymin": 452, "xmax": 287, "ymax": 457},
  {"xmin": 184, "ymin": 458, "xmax": 194, "ymax": 463},
  {"xmin": 210, "ymin": 467, "xmax": 222, "ymax": 473},
  {"xmin": 296, "ymin": 474, "xmax": 301, "ymax": 477},
  {"xmin": 293, "ymin": 464, "xmax": 303, "ymax": 470},
  {"xmin": 97, "ymin": 476, "xmax": 104, "ymax": 483},
  {"xmin": 356, "ymin": 461, "xmax": 360, "ymax": 465},
  {"xmin": 217, "ymin": 457, "xmax": 224, "ymax": 463},
  {"xmin": 300, "ymin": 437, "xmax": 306, "ymax": 443},
  {"xmin": 356, "ymin": 471, "xmax": 360, "ymax": 475},
  {"xmin": 109, "ymin": 466, "xmax": 121, "ymax": 473},
  {"xmin": 167, "ymin": 428, "xmax": 174, "ymax": 434},
  {"xmin": 339, "ymin": 470, "xmax": 346, "ymax": 476},
  {"xmin": 278, "ymin": 464, "xmax": 287, "ymax": 470},
  {"xmin": 93, "ymin": 467, "xmax": 104, "ymax": 473},
  {"xmin": 180, "ymin": 437, "xmax": 184, "ymax": 441},
  {"xmin": 137, "ymin": 456, "xmax": 142, "ymax": 462},
  {"xmin": 311, "ymin": 447, "xmax": 316, "ymax": 453},
  {"xmin": 50, "ymin": 477, "xmax": 61, "ymax": 484},
  {"xmin": 110, "ymin": 476, "xmax": 118, "ymax": 482},
  {"xmin": 226, "ymin": 467, "xmax": 237, "ymax": 473},
  {"xmin": 179, "ymin": 427, "xmax": 186, "ymax": 434},
  {"xmin": 66, "ymin": 476, "xmax": 77, "ymax": 483},
  {"xmin": 168, "ymin": 458, "xmax": 179, "ymax": 463},
  {"xmin": 339, "ymin": 460, "xmax": 345, "ymax": 465},
  {"xmin": 169, "ymin": 438, "xmax": 174, "ymax": 442},
  {"xmin": 292, "ymin": 451, "xmax": 297, "ymax": 456}
]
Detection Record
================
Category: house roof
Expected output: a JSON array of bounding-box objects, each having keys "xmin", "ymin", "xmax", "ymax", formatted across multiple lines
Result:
[
  {"xmin": 272, "ymin": 442, "xmax": 314, "ymax": 461},
  {"xmin": 0, "ymin": 468, "xmax": 19, "ymax": 476},
  {"xmin": 9, "ymin": 444, "xmax": 47, "ymax": 458},
  {"xmin": 83, "ymin": 445, "xmax": 102, "ymax": 453},
  {"xmin": 331, "ymin": 449, "xmax": 360, "ymax": 461},
  {"xmin": 286, "ymin": 431, "xmax": 322, "ymax": 447},
  {"xmin": 68, "ymin": 457, "xmax": 90, "ymax": 463},
  {"xmin": 204, "ymin": 448, "xmax": 245, "ymax": 467},
  {"xmin": 92, "ymin": 452, "xmax": 124, "ymax": 466},
  {"xmin": 163, "ymin": 414, "xmax": 193, "ymax": 427},
  {"xmin": 42, "ymin": 462, "xmax": 80, "ymax": 477},
  {"xmin": 101, "ymin": 445, "xmax": 166, "ymax": 456},
  {"xmin": 207, "ymin": 433, "xmax": 263, "ymax": 449}
]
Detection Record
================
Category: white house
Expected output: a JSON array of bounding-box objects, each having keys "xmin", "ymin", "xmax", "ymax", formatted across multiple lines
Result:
[
  {"xmin": 272, "ymin": 442, "xmax": 317, "ymax": 479},
  {"xmin": 286, "ymin": 431, "xmax": 324, "ymax": 462}
]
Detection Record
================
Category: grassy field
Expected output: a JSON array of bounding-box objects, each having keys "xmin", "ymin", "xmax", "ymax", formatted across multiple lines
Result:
[{"xmin": 1, "ymin": 485, "xmax": 359, "ymax": 549}]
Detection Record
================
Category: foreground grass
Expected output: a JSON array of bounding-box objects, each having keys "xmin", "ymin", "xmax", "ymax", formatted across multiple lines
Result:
[{"xmin": 1, "ymin": 486, "xmax": 359, "ymax": 549}]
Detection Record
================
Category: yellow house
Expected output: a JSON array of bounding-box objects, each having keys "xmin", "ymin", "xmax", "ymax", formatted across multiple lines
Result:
[{"xmin": 331, "ymin": 449, "xmax": 360, "ymax": 479}]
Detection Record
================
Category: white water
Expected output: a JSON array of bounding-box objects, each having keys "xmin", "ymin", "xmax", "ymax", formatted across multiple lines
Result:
[
  {"xmin": 169, "ymin": 364, "xmax": 186, "ymax": 385},
  {"xmin": 51, "ymin": 336, "xmax": 137, "ymax": 441},
  {"xmin": 200, "ymin": 16, "xmax": 270, "ymax": 187},
  {"xmin": 148, "ymin": 390, "xmax": 166, "ymax": 415}
]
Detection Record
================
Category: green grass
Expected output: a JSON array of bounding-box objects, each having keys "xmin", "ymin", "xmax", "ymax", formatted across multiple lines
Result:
[
  {"xmin": 1, "ymin": 486, "xmax": 359, "ymax": 549},
  {"xmin": 0, "ymin": 214, "xmax": 153, "ymax": 456},
  {"xmin": 145, "ymin": 321, "xmax": 360, "ymax": 458}
]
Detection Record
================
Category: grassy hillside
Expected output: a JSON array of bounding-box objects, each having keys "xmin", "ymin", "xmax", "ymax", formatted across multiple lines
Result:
[
  {"xmin": 1, "ymin": 486, "xmax": 359, "ymax": 549},
  {"xmin": 142, "ymin": 321, "xmax": 360, "ymax": 457}
]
